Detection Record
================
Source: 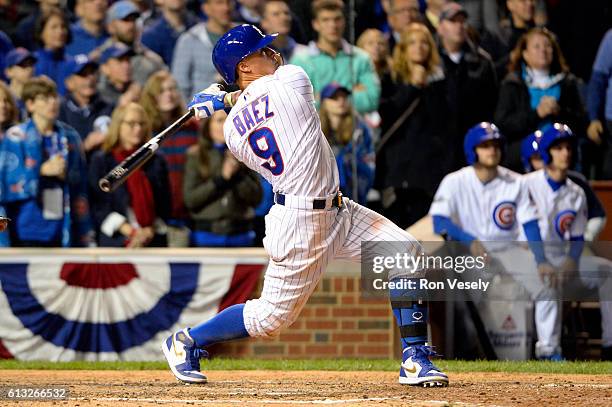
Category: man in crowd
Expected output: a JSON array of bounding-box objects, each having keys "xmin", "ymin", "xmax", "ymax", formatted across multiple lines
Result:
[
  {"xmin": 60, "ymin": 58, "xmax": 113, "ymax": 156},
  {"xmin": 65, "ymin": 0, "xmax": 109, "ymax": 58},
  {"xmin": 436, "ymin": 2, "xmax": 497, "ymax": 171},
  {"xmin": 482, "ymin": 0, "xmax": 536, "ymax": 79},
  {"xmin": 97, "ymin": 44, "xmax": 140, "ymax": 107},
  {"xmin": 291, "ymin": 0, "xmax": 380, "ymax": 115},
  {"xmin": 384, "ymin": 0, "xmax": 423, "ymax": 52},
  {"xmin": 260, "ymin": 0, "xmax": 306, "ymax": 63},
  {"xmin": 102, "ymin": 0, "xmax": 165, "ymax": 85},
  {"xmin": 141, "ymin": 0, "xmax": 199, "ymax": 66},
  {"xmin": 172, "ymin": 0, "xmax": 234, "ymax": 101}
]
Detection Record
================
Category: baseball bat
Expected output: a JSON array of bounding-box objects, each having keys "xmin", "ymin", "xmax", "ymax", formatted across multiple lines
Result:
[{"xmin": 98, "ymin": 109, "xmax": 194, "ymax": 193}]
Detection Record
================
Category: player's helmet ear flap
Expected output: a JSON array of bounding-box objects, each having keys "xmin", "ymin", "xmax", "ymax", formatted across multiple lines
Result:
[
  {"xmin": 536, "ymin": 123, "xmax": 574, "ymax": 165},
  {"xmin": 463, "ymin": 122, "xmax": 505, "ymax": 165},
  {"xmin": 212, "ymin": 24, "xmax": 279, "ymax": 84},
  {"xmin": 520, "ymin": 130, "xmax": 543, "ymax": 172}
]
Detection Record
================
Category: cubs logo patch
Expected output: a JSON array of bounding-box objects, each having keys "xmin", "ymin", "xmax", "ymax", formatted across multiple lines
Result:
[
  {"xmin": 554, "ymin": 210, "xmax": 576, "ymax": 238},
  {"xmin": 492, "ymin": 201, "xmax": 516, "ymax": 230}
]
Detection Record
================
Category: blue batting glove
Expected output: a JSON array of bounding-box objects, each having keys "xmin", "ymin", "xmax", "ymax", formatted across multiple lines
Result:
[{"xmin": 187, "ymin": 84, "xmax": 227, "ymax": 119}]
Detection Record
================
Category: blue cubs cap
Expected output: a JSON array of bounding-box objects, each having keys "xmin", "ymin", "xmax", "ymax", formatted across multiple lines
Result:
[
  {"xmin": 106, "ymin": 0, "xmax": 140, "ymax": 24},
  {"xmin": 99, "ymin": 44, "xmax": 134, "ymax": 64},
  {"xmin": 66, "ymin": 56, "xmax": 99, "ymax": 77},
  {"xmin": 5, "ymin": 47, "xmax": 37, "ymax": 68},
  {"xmin": 320, "ymin": 83, "xmax": 351, "ymax": 100}
]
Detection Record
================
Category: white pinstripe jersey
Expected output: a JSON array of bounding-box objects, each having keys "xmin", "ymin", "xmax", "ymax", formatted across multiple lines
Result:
[
  {"xmin": 223, "ymin": 64, "xmax": 339, "ymax": 197},
  {"xmin": 429, "ymin": 166, "xmax": 538, "ymax": 245},
  {"xmin": 522, "ymin": 169, "xmax": 587, "ymax": 241}
]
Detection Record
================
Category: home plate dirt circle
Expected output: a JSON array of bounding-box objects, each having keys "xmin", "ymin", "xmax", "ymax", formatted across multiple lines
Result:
[{"xmin": 1, "ymin": 370, "xmax": 611, "ymax": 406}]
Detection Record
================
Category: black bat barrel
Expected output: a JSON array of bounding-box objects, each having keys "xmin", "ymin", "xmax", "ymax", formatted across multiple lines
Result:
[
  {"xmin": 98, "ymin": 146, "xmax": 157, "ymax": 192},
  {"xmin": 98, "ymin": 109, "xmax": 195, "ymax": 193}
]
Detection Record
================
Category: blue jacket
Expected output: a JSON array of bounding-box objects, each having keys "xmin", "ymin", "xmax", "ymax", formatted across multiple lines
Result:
[
  {"xmin": 34, "ymin": 49, "xmax": 75, "ymax": 96},
  {"xmin": 0, "ymin": 120, "xmax": 92, "ymax": 246},
  {"xmin": 65, "ymin": 21, "xmax": 109, "ymax": 57},
  {"xmin": 141, "ymin": 13, "xmax": 198, "ymax": 66},
  {"xmin": 333, "ymin": 120, "xmax": 375, "ymax": 204}
]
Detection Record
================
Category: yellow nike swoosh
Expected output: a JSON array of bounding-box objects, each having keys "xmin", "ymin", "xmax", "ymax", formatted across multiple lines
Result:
[{"xmin": 172, "ymin": 335, "xmax": 185, "ymax": 358}]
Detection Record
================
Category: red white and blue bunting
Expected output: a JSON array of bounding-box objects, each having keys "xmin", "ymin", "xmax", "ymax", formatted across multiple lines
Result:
[{"xmin": 0, "ymin": 253, "xmax": 265, "ymax": 361}]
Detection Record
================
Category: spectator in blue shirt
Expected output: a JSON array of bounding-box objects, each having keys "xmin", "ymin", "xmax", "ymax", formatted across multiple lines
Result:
[
  {"xmin": 141, "ymin": 0, "xmax": 199, "ymax": 66},
  {"xmin": 0, "ymin": 76, "xmax": 92, "ymax": 247},
  {"xmin": 587, "ymin": 29, "xmax": 612, "ymax": 180},
  {"xmin": 59, "ymin": 58, "xmax": 113, "ymax": 157},
  {"xmin": 33, "ymin": 8, "xmax": 75, "ymax": 96},
  {"xmin": 65, "ymin": 0, "xmax": 110, "ymax": 58},
  {"xmin": 3, "ymin": 48, "xmax": 36, "ymax": 120}
]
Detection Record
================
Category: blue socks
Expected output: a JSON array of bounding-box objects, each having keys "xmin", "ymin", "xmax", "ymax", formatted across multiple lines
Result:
[{"xmin": 188, "ymin": 303, "xmax": 250, "ymax": 348}]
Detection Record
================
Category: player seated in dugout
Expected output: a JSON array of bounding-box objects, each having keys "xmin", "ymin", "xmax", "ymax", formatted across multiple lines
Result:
[
  {"xmin": 183, "ymin": 110, "xmax": 262, "ymax": 248},
  {"xmin": 88, "ymin": 102, "xmax": 171, "ymax": 248},
  {"xmin": 520, "ymin": 123, "xmax": 612, "ymax": 361},
  {"xmin": 521, "ymin": 130, "xmax": 607, "ymax": 242},
  {"xmin": 0, "ymin": 76, "xmax": 93, "ymax": 247}
]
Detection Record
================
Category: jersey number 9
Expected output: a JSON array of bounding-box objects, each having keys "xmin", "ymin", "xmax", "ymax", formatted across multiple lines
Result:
[{"xmin": 248, "ymin": 127, "xmax": 284, "ymax": 175}]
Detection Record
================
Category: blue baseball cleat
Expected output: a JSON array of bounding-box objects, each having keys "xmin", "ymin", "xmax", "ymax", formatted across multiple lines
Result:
[
  {"xmin": 162, "ymin": 328, "xmax": 208, "ymax": 384},
  {"xmin": 399, "ymin": 345, "xmax": 449, "ymax": 387}
]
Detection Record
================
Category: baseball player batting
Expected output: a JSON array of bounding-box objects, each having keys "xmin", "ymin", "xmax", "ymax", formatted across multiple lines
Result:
[{"xmin": 161, "ymin": 24, "xmax": 448, "ymax": 387}]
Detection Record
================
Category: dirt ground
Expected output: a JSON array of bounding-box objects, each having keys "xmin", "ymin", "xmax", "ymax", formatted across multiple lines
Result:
[{"xmin": 0, "ymin": 370, "xmax": 611, "ymax": 407}]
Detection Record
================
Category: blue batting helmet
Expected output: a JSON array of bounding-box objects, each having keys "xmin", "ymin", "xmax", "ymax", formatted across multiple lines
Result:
[
  {"xmin": 463, "ymin": 122, "xmax": 504, "ymax": 165},
  {"xmin": 520, "ymin": 130, "xmax": 543, "ymax": 172},
  {"xmin": 536, "ymin": 123, "xmax": 574, "ymax": 165},
  {"xmin": 212, "ymin": 24, "xmax": 278, "ymax": 84}
]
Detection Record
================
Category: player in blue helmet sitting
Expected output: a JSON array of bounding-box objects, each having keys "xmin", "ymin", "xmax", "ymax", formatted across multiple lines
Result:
[
  {"xmin": 161, "ymin": 24, "xmax": 449, "ymax": 386},
  {"xmin": 521, "ymin": 124, "xmax": 612, "ymax": 360},
  {"xmin": 521, "ymin": 130, "xmax": 607, "ymax": 242},
  {"xmin": 429, "ymin": 122, "xmax": 567, "ymax": 360}
]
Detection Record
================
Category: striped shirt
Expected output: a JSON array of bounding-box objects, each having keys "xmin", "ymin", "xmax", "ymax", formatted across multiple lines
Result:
[{"xmin": 224, "ymin": 65, "xmax": 339, "ymax": 198}]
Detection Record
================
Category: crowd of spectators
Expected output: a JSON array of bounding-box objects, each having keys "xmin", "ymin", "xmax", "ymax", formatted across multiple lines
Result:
[{"xmin": 0, "ymin": 0, "xmax": 610, "ymax": 247}]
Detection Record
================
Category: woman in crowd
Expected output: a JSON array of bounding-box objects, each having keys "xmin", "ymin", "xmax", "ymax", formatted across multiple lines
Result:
[
  {"xmin": 183, "ymin": 110, "xmax": 262, "ymax": 247},
  {"xmin": 89, "ymin": 102, "xmax": 170, "ymax": 247},
  {"xmin": 140, "ymin": 71, "xmax": 199, "ymax": 247},
  {"xmin": 376, "ymin": 22, "xmax": 450, "ymax": 229},
  {"xmin": 319, "ymin": 83, "xmax": 375, "ymax": 205},
  {"xmin": 494, "ymin": 27, "xmax": 586, "ymax": 171},
  {"xmin": 357, "ymin": 28, "xmax": 392, "ymax": 79},
  {"xmin": 356, "ymin": 28, "xmax": 390, "ymax": 134},
  {"xmin": 33, "ymin": 7, "xmax": 75, "ymax": 96}
]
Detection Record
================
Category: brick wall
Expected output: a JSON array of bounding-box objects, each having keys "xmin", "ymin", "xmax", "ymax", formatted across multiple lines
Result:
[{"xmin": 214, "ymin": 274, "xmax": 398, "ymax": 359}]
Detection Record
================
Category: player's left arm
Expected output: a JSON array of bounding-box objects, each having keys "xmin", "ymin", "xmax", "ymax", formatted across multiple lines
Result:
[{"xmin": 351, "ymin": 52, "xmax": 380, "ymax": 114}]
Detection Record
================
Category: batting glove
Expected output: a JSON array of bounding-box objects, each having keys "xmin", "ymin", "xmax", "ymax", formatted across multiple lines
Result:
[{"xmin": 188, "ymin": 84, "xmax": 227, "ymax": 119}]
